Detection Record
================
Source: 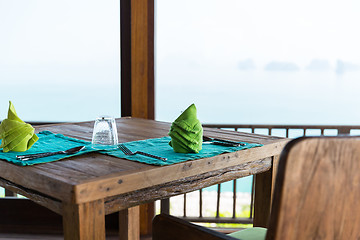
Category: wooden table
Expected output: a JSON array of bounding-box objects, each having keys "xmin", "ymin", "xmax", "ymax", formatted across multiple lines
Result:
[{"xmin": 0, "ymin": 118, "xmax": 288, "ymax": 240}]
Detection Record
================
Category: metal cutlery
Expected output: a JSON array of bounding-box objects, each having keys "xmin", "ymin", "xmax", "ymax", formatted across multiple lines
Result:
[
  {"xmin": 16, "ymin": 146, "xmax": 86, "ymax": 161},
  {"xmin": 203, "ymin": 141, "xmax": 243, "ymax": 147},
  {"xmin": 203, "ymin": 136, "xmax": 245, "ymax": 146},
  {"xmin": 119, "ymin": 144, "xmax": 167, "ymax": 161}
]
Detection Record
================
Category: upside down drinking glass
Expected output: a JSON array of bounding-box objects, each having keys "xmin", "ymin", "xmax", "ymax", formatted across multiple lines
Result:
[{"xmin": 91, "ymin": 116, "xmax": 118, "ymax": 150}]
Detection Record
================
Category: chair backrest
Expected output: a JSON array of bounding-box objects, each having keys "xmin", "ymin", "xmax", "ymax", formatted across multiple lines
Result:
[{"xmin": 267, "ymin": 136, "xmax": 360, "ymax": 240}]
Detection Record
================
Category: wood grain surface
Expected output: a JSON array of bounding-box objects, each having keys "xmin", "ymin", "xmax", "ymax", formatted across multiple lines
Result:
[
  {"xmin": 119, "ymin": 206, "xmax": 140, "ymax": 240},
  {"xmin": 62, "ymin": 199, "xmax": 105, "ymax": 240},
  {"xmin": 0, "ymin": 117, "xmax": 287, "ymax": 240},
  {"xmin": 0, "ymin": 118, "xmax": 287, "ymax": 206},
  {"xmin": 267, "ymin": 136, "xmax": 360, "ymax": 240}
]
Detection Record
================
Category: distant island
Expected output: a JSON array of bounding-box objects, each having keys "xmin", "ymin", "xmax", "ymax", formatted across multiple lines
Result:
[
  {"xmin": 264, "ymin": 61, "xmax": 299, "ymax": 71},
  {"xmin": 238, "ymin": 59, "xmax": 255, "ymax": 70},
  {"xmin": 237, "ymin": 58, "xmax": 360, "ymax": 73},
  {"xmin": 306, "ymin": 59, "xmax": 331, "ymax": 71},
  {"xmin": 336, "ymin": 59, "xmax": 360, "ymax": 75}
]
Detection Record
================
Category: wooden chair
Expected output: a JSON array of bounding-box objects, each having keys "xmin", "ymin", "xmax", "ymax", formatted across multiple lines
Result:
[{"xmin": 153, "ymin": 136, "xmax": 360, "ymax": 240}]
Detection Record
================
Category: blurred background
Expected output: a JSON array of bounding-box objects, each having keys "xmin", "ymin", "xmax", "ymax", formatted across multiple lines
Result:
[
  {"xmin": 1, "ymin": 0, "xmax": 360, "ymax": 226},
  {"xmin": 1, "ymin": 0, "xmax": 360, "ymax": 124}
]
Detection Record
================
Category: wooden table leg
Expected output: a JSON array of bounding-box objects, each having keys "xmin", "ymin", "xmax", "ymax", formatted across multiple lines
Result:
[
  {"xmin": 140, "ymin": 202, "xmax": 155, "ymax": 236},
  {"xmin": 253, "ymin": 156, "xmax": 275, "ymax": 227},
  {"xmin": 62, "ymin": 199, "xmax": 105, "ymax": 240},
  {"xmin": 119, "ymin": 206, "xmax": 140, "ymax": 240}
]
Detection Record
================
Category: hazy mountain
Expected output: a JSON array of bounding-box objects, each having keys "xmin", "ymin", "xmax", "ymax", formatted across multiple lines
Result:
[
  {"xmin": 306, "ymin": 59, "xmax": 331, "ymax": 71},
  {"xmin": 336, "ymin": 59, "xmax": 360, "ymax": 75},
  {"xmin": 238, "ymin": 58, "xmax": 255, "ymax": 70},
  {"xmin": 264, "ymin": 61, "xmax": 299, "ymax": 71}
]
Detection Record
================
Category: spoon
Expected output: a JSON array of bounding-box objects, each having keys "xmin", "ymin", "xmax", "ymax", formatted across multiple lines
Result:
[{"xmin": 16, "ymin": 146, "xmax": 86, "ymax": 161}]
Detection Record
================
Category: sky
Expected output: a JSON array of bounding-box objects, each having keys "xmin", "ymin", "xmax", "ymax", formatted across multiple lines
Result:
[
  {"xmin": 2, "ymin": 0, "xmax": 359, "ymax": 83},
  {"xmin": 1, "ymin": 0, "xmax": 360, "ymax": 123},
  {"xmin": 0, "ymin": 0, "xmax": 120, "ymax": 121},
  {"xmin": 2, "ymin": 0, "xmax": 359, "ymax": 74},
  {"xmin": 0, "ymin": 0, "xmax": 120, "ymax": 85},
  {"xmin": 155, "ymin": 0, "xmax": 360, "ymax": 124},
  {"xmin": 156, "ymin": 0, "xmax": 360, "ymax": 70}
]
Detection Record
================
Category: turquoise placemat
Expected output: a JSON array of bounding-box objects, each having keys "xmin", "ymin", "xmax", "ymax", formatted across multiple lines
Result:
[
  {"xmin": 0, "ymin": 131, "xmax": 263, "ymax": 166},
  {"xmin": 0, "ymin": 131, "xmax": 99, "ymax": 166},
  {"xmin": 101, "ymin": 136, "xmax": 263, "ymax": 166}
]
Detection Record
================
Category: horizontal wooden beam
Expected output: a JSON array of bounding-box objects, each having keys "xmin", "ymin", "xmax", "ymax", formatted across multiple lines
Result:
[{"xmin": 104, "ymin": 158, "xmax": 272, "ymax": 214}]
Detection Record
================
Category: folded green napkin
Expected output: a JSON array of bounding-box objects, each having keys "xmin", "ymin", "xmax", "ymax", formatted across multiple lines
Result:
[
  {"xmin": 0, "ymin": 101, "xmax": 38, "ymax": 152},
  {"xmin": 169, "ymin": 104, "xmax": 203, "ymax": 153}
]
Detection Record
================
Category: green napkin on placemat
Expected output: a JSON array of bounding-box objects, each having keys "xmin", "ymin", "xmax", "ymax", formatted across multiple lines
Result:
[
  {"xmin": 168, "ymin": 104, "xmax": 203, "ymax": 153},
  {"xmin": 102, "ymin": 136, "xmax": 263, "ymax": 166},
  {"xmin": 0, "ymin": 101, "xmax": 39, "ymax": 152},
  {"xmin": 0, "ymin": 131, "xmax": 99, "ymax": 166}
]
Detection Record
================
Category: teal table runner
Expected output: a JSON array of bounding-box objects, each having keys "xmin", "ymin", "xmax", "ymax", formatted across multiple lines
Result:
[
  {"xmin": 0, "ymin": 131, "xmax": 263, "ymax": 166},
  {"xmin": 0, "ymin": 131, "xmax": 98, "ymax": 166},
  {"xmin": 101, "ymin": 136, "xmax": 263, "ymax": 166}
]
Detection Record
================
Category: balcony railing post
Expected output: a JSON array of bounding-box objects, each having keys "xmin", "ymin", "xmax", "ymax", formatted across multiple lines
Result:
[
  {"xmin": 216, "ymin": 184, "xmax": 221, "ymax": 218},
  {"xmin": 160, "ymin": 198, "xmax": 170, "ymax": 215},
  {"xmin": 232, "ymin": 180, "xmax": 237, "ymax": 219},
  {"xmin": 338, "ymin": 127, "xmax": 351, "ymax": 135},
  {"xmin": 183, "ymin": 193, "xmax": 187, "ymax": 217},
  {"xmin": 199, "ymin": 189, "xmax": 203, "ymax": 218},
  {"xmin": 4, "ymin": 189, "xmax": 16, "ymax": 197}
]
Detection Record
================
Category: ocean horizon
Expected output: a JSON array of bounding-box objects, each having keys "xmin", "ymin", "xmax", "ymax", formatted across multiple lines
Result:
[{"xmin": 2, "ymin": 68, "xmax": 360, "ymax": 193}]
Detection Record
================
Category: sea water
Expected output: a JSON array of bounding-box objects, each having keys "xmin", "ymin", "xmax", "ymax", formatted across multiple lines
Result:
[{"xmin": 2, "ymin": 68, "xmax": 360, "ymax": 193}]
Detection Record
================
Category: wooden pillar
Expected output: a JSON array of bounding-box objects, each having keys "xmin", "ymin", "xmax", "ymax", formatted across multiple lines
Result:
[
  {"xmin": 121, "ymin": 0, "xmax": 154, "ymax": 119},
  {"xmin": 120, "ymin": 0, "xmax": 155, "ymax": 238},
  {"xmin": 120, "ymin": 0, "xmax": 132, "ymax": 117}
]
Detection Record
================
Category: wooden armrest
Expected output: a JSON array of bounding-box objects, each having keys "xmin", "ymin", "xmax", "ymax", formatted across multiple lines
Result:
[{"xmin": 153, "ymin": 214, "xmax": 237, "ymax": 240}]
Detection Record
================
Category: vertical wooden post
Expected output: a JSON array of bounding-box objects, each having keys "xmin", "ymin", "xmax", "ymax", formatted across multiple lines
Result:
[
  {"xmin": 338, "ymin": 127, "xmax": 351, "ymax": 135},
  {"xmin": 120, "ymin": 0, "xmax": 155, "ymax": 238},
  {"xmin": 271, "ymin": 155, "xmax": 280, "ymax": 204},
  {"xmin": 160, "ymin": 199, "xmax": 170, "ymax": 214},
  {"xmin": 140, "ymin": 202, "xmax": 155, "ymax": 237},
  {"xmin": 131, "ymin": 0, "xmax": 155, "ymax": 119},
  {"xmin": 120, "ymin": 0, "xmax": 132, "ymax": 117},
  {"xmin": 62, "ymin": 200, "xmax": 105, "ymax": 240},
  {"xmin": 121, "ymin": 0, "xmax": 154, "ymax": 119},
  {"xmin": 4, "ymin": 189, "xmax": 16, "ymax": 197},
  {"xmin": 119, "ymin": 206, "xmax": 140, "ymax": 240},
  {"xmin": 253, "ymin": 157, "xmax": 273, "ymax": 227}
]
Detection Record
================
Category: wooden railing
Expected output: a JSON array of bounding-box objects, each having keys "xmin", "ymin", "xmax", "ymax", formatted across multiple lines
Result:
[{"xmin": 159, "ymin": 124, "xmax": 360, "ymax": 226}]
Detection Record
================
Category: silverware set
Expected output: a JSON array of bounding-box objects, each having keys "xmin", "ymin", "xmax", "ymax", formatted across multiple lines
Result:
[
  {"xmin": 16, "ymin": 146, "xmax": 86, "ymax": 161},
  {"xmin": 14, "ymin": 136, "xmax": 241, "ymax": 162},
  {"xmin": 118, "ymin": 144, "xmax": 167, "ymax": 161}
]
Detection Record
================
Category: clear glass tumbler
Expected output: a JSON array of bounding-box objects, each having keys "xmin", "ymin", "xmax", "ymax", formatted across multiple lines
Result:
[{"xmin": 91, "ymin": 116, "xmax": 118, "ymax": 149}]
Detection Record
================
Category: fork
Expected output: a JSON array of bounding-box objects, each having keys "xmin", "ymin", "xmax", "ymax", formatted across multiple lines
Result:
[{"xmin": 119, "ymin": 144, "xmax": 167, "ymax": 161}]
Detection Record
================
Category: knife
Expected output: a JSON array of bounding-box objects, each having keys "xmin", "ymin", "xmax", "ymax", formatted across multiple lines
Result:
[
  {"xmin": 203, "ymin": 141, "xmax": 242, "ymax": 147},
  {"xmin": 16, "ymin": 146, "xmax": 86, "ymax": 161},
  {"xmin": 203, "ymin": 136, "xmax": 245, "ymax": 146}
]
